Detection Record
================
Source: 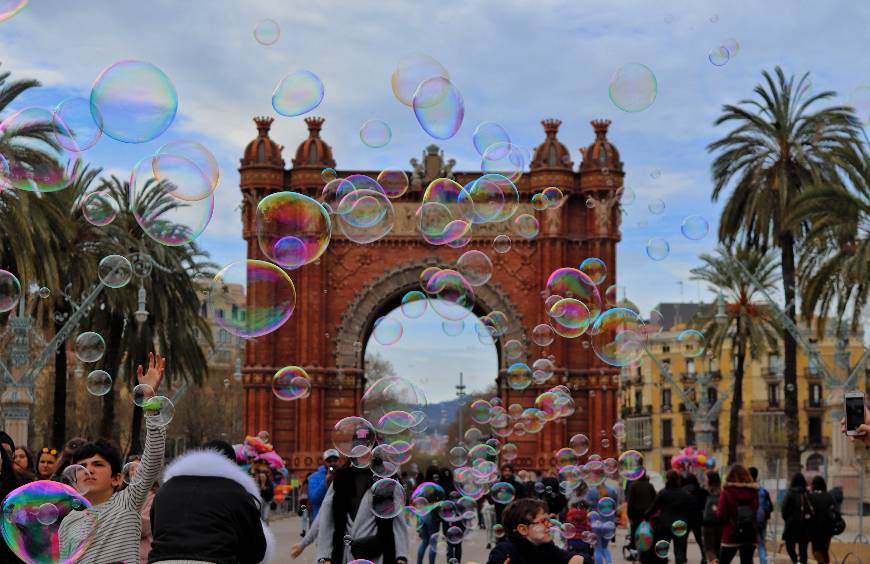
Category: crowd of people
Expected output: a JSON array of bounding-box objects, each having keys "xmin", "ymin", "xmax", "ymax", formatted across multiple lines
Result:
[{"xmin": 0, "ymin": 372, "xmax": 867, "ymax": 563}]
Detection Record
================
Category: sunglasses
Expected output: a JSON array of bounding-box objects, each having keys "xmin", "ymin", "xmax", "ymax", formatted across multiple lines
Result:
[{"xmin": 41, "ymin": 448, "xmax": 58, "ymax": 456}]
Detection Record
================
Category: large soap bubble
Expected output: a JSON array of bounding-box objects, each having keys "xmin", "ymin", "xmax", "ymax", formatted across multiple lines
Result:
[
  {"xmin": 413, "ymin": 77, "xmax": 464, "ymax": 140},
  {"xmin": 608, "ymin": 63, "xmax": 657, "ymax": 112},
  {"xmin": 391, "ymin": 54, "xmax": 449, "ymax": 107},
  {"xmin": 211, "ymin": 260, "xmax": 296, "ymax": 338},
  {"xmin": 272, "ymin": 70, "xmax": 324, "ymax": 117},
  {"xmin": 590, "ymin": 308, "xmax": 647, "ymax": 367},
  {"xmin": 0, "ymin": 108, "xmax": 81, "ymax": 192},
  {"xmin": 257, "ymin": 192, "xmax": 331, "ymax": 269}
]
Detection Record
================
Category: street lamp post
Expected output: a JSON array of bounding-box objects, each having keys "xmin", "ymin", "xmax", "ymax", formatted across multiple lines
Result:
[{"xmin": 456, "ymin": 372, "xmax": 466, "ymax": 444}]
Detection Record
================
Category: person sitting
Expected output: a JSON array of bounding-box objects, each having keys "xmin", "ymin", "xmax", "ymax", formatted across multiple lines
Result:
[
  {"xmin": 58, "ymin": 352, "xmax": 167, "ymax": 564},
  {"xmin": 486, "ymin": 497, "xmax": 587, "ymax": 564},
  {"xmin": 147, "ymin": 439, "xmax": 273, "ymax": 563}
]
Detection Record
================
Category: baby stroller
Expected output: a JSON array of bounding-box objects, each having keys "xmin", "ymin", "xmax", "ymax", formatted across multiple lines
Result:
[{"xmin": 622, "ymin": 532, "xmax": 640, "ymax": 562}]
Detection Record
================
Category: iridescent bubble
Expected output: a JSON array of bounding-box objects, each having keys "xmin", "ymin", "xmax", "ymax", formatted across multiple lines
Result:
[
  {"xmin": 590, "ymin": 308, "xmax": 647, "ymax": 367},
  {"xmin": 612, "ymin": 421, "xmax": 626, "ymax": 440},
  {"xmin": 0, "ymin": 108, "xmax": 81, "ymax": 192},
  {"xmin": 608, "ymin": 63, "xmax": 657, "ymax": 113},
  {"xmin": 411, "ymin": 482, "xmax": 446, "ymax": 516},
  {"xmin": 722, "ymin": 38, "xmax": 741, "ymax": 58},
  {"xmin": 333, "ymin": 416, "xmax": 376, "ymax": 458},
  {"xmin": 424, "ymin": 270, "xmax": 475, "ymax": 321},
  {"xmin": 532, "ymin": 193, "xmax": 547, "ymax": 211},
  {"xmin": 90, "ymin": 60, "xmax": 178, "ymax": 143},
  {"xmin": 212, "ymin": 260, "xmax": 296, "ymax": 338},
  {"xmin": 597, "ymin": 497, "xmax": 616, "ymax": 517},
  {"xmin": 82, "ymin": 191, "xmax": 118, "ymax": 227},
  {"xmin": 321, "ymin": 168, "xmax": 337, "ymax": 183},
  {"xmin": 645, "ymin": 238, "xmax": 670, "ymax": 261},
  {"xmin": 131, "ymin": 156, "xmax": 214, "ymax": 246},
  {"xmin": 86, "ymin": 370, "xmax": 112, "ymax": 396},
  {"xmin": 513, "ymin": 214, "xmax": 539, "ymax": 239},
  {"xmin": 360, "ymin": 119, "xmax": 392, "ymax": 148},
  {"xmin": 465, "ymin": 174, "xmax": 519, "ymax": 224},
  {"xmin": 445, "ymin": 525, "xmax": 464, "ymax": 544},
  {"xmin": 0, "ymin": 270, "xmax": 21, "ymax": 313},
  {"xmin": 272, "ymin": 70, "xmax": 324, "ymax": 117},
  {"xmin": 481, "ymin": 142, "xmax": 527, "ymax": 184},
  {"xmin": 377, "ymin": 169, "xmax": 409, "ymax": 199},
  {"xmin": 618, "ymin": 450, "xmax": 645, "ymax": 480},
  {"xmin": 504, "ymin": 339, "xmax": 524, "ymax": 362},
  {"xmin": 677, "ymin": 328, "xmax": 706, "ymax": 358},
  {"xmin": 493, "ymin": 524, "xmax": 505, "ymax": 538},
  {"xmin": 492, "ymin": 235, "xmax": 511, "ymax": 254},
  {"xmin": 1, "ymin": 480, "xmax": 97, "ymax": 563},
  {"xmin": 413, "ymin": 76, "xmax": 464, "ymax": 140},
  {"xmin": 548, "ymin": 298, "xmax": 594, "ymax": 339},
  {"xmin": 448, "ymin": 446, "xmax": 469, "ymax": 467},
  {"xmin": 681, "ymin": 215, "xmax": 709, "ymax": 240},
  {"xmin": 489, "ymin": 482, "xmax": 516, "ymax": 504},
  {"xmin": 370, "ymin": 478, "xmax": 404, "ymax": 518},
  {"xmin": 545, "ymin": 268, "xmax": 603, "ymax": 318},
  {"xmin": 272, "ymin": 366, "xmax": 311, "ymax": 401},
  {"xmin": 470, "ymin": 399, "xmax": 492, "ymax": 425},
  {"xmin": 672, "ymin": 520, "xmax": 688, "ymax": 537},
  {"xmin": 400, "ymin": 290, "xmax": 428, "ymax": 319},
  {"xmin": 654, "ymin": 540, "xmax": 670, "ymax": 558},
  {"xmin": 555, "ymin": 447, "xmax": 578, "ymax": 466},
  {"xmin": 620, "ymin": 186, "xmax": 636, "ymax": 205},
  {"xmin": 53, "ymin": 97, "xmax": 102, "ymax": 152},
  {"xmin": 257, "ymin": 192, "xmax": 331, "ymax": 269},
  {"xmin": 373, "ymin": 316, "xmax": 403, "ymax": 346},
  {"xmin": 500, "ymin": 443, "xmax": 518, "ymax": 461},
  {"xmin": 570, "ymin": 433, "xmax": 590, "ymax": 456},
  {"xmin": 542, "ymin": 187, "xmax": 564, "ymax": 209},
  {"xmin": 532, "ymin": 323, "xmax": 555, "ymax": 347},
  {"xmin": 579, "ymin": 257, "xmax": 607, "ymax": 285},
  {"xmin": 506, "ymin": 363, "xmax": 533, "ymax": 390},
  {"xmin": 708, "ymin": 46, "xmax": 730, "ymax": 66},
  {"xmin": 456, "ymin": 250, "xmax": 493, "ymax": 287},
  {"xmin": 142, "ymin": 395, "xmax": 175, "ymax": 426},
  {"xmin": 472, "ymin": 122, "xmax": 510, "ymax": 158},
  {"xmin": 362, "ymin": 377, "xmax": 428, "ymax": 431},
  {"xmin": 98, "ymin": 254, "xmax": 132, "ymax": 288},
  {"xmin": 155, "ymin": 140, "xmax": 220, "ymax": 200},
  {"xmin": 253, "ymin": 19, "xmax": 280, "ymax": 45},
  {"xmin": 604, "ymin": 285, "xmax": 618, "ymax": 308},
  {"xmin": 75, "ymin": 332, "xmax": 105, "ymax": 363},
  {"xmin": 391, "ymin": 54, "xmax": 450, "ymax": 107},
  {"xmin": 585, "ymin": 198, "xmax": 596, "ymax": 209},
  {"xmin": 442, "ymin": 320, "xmax": 464, "ymax": 336},
  {"xmin": 37, "ymin": 287, "xmax": 50, "ymax": 299},
  {"xmin": 336, "ymin": 189, "xmax": 395, "ymax": 244},
  {"xmin": 122, "ymin": 461, "xmax": 140, "ymax": 486},
  {"xmin": 132, "ymin": 383, "xmax": 155, "ymax": 407},
  {"xmin": 0, "ymin": 1, "xmax": 28, "ymax": 23},
  {"xmin": 648, "ymin": 199, "xmax": 665, "ymax": 214}
]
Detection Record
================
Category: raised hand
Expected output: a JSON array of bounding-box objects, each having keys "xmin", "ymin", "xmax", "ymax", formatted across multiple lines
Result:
[{"xmin": 136, "ymin": 352, "xmax": 166, "ymax": 392}]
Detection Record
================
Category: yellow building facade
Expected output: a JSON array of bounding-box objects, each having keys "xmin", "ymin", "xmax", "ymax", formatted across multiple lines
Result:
[{"xmin": 620, "ymin": 302, "xmax": 868, "ymax": 480}]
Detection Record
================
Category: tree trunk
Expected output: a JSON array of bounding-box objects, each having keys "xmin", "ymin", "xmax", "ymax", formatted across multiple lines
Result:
[
  {"xmin": 128, "ymin": 405, "xmax": 144, "ymax": 456},
  {"xmin": 727, "ymin": 320, "xmax": 746, "ymax": 466},
  {"xmin": 98, "ymin": 314, "xmax": 125, "ymax": 441},
  {"xmin": 51, "ymin": 308, "xmax": 68, "ymax": 449},
  {"xmin": 781, "ymin": 232, "xmax": 801, "ymax": 475}
]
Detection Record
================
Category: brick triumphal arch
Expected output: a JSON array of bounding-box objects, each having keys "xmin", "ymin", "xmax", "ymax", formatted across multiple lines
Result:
[{"xmin": 239, "ymin": 116, "xmax": 624, "ymax": 473}]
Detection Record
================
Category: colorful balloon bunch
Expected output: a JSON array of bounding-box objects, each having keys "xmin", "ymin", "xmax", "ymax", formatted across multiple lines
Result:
[{"xmin": 670, "ymin": 446, "xmax": 716, "ymax": 470}]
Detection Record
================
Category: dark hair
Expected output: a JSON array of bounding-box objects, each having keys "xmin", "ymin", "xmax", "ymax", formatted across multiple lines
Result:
[
  {"xmin": 202, "ymin": 439, "xmax": 236, "ymax": 462},
  {"xmin": 725, "ymin": 464, "xmax": 753, "ymax": 484},
  {"xmin": 665, "ymin": 470, "xmax": 681, "ymax": 489},
  {"xmin": 789, "ymin": 472, "xmax": 807, "ymax": 489},
  {"xmin": 503, "ymin": 498, "xmax": 548, "ymax": 541},
  {"xmin": 811, "ymin": 475, "xmax": 827, "ymax": 492},
  {"xmin": 14, "ymin": 446, "xmax": 35, "ymax": 474},
  {"xmin": 706, "ymin": 470, "xmax": 721, "ymax": 491},
  {"xmin": 36, "ymin": 449, "xmax": 58, "ymax": 477},
  {"xmin": 749, "ymin": 466, "xmax": 759, "ymax": 481},
  {"xmin": 501, "ymin": 463, "xmax": 515, "ymax": 472},
  {"xmin": 72, "ymin": 438, "xmax": 123, "ymax": 475}
]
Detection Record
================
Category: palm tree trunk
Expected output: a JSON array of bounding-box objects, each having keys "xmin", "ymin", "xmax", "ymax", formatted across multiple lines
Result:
[
  {"xmin": 98, "ymin": 314, "xmax": 125, "ymax": 441},
  {"xmin": 51, "ymin": 309, "xmax": 68, "ymax": 448},
  {"xmin": 781, "ymin": 232, "xmax": 801, "ymax": 474},
  {"xmin": 727, "ymin": 320, "xmax": 746, "ymax": 465}
]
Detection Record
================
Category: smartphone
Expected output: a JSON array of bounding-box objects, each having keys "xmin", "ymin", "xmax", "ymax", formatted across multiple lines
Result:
[{"xmin": 845, "ymin": 391, "xmax": 866, "ymax": 436}]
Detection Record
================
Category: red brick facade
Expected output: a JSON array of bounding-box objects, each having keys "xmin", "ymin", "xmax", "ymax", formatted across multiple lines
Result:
[{"xmin": 239, "ymin": 117, "xmax": 623, "ymax": 474}]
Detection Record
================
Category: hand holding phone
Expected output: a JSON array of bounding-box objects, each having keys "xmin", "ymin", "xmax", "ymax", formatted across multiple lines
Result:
[{"xmin": 843, "ymin": 392, "xmax": 869, "ymax": 445}]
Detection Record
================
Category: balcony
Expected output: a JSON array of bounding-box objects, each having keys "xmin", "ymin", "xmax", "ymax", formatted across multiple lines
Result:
[
  {"xmin": 803, "ymin": 369, "xmax": 823, "ymax": 381},
  {"xmin": 751, "ymin": 411, "xmax": 788, "ymax": 448},
  {"xmin": 661, "ymin": 403, "xmax": 672, "ymax": 413},
  {"xmin": 625, "ymin": 415, "xmax": 653, "ymax": 451},
  {"xmin": 710, "ymin": 370, "xmax": 722, "ymax": 381}
]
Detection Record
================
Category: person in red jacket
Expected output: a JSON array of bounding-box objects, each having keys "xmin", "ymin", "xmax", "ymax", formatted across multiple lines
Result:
[
  {"xmin": 716, "ymin": 464, "xmax": 759, "ymax": 564},
  {"xmin": 565, "ymin": 499, "xmax": 592, "ymax": 558}
]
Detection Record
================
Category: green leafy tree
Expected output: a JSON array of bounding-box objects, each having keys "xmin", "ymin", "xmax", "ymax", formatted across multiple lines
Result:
[
  {"xmin": 707, "ymin": 66, "xmax": 860, "ymax": 472},
  {"xmin": 691, "ymin": 247, "xmax": 781, "ymax": 465}
]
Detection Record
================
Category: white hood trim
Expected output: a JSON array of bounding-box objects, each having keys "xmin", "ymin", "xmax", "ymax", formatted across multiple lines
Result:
[{"xmin": 162, "ymin": 449, "xmax": 261, "ymax": 499}]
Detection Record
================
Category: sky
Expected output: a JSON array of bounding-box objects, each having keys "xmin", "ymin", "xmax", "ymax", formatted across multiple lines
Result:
[{"xmin": 2, "ymin": 0, "xmax": 868, "ymax": 397}]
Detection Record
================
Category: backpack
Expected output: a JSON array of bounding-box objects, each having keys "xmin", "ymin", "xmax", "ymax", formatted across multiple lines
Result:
[
  {"xmin": 756, "ymin": 487, "xmax": 772, "ymax": 524},
  {"xmin": 735, "ymin": 504, "xmax": 756, "ymax": 543},
  {"xmin": 702, "ymin": 494, "xmax": 719, "ymax": 525},
  {"xmin": 799, "ymin": 492, "xmax": 815, "ymax": 522},
  {"xmin": 830, "ymin": 506, "xmax": 846, "ymax": 536}
]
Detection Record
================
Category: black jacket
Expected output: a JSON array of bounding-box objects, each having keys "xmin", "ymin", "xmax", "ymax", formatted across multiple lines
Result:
[
  {"xmin": 486, "ymin": 537, "xmax": 581, "ymax": 564},
  {"xmin": 809, "ymin": 490, "xmax": 836, "ymax": 540},
  {"xmin": 626, "ymin": 477, "xmax": 657, "ymax": 522},
  {"xmin": 781, "ymin": 486, "xmax": 813, "ymax": 540},
  {"xmin": 148, "ymin": 450, "xmax": 274, "ymax": 563},
  {"xmin": 646, "ymin": 486, "xmax": 693, "ymax": 535}
]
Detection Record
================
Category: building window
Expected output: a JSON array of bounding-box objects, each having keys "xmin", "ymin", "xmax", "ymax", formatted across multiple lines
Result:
[
  {"xmin": 768, "ymin": 352, "xmax": 781, "ymax": 374},
  {"xmin": 809, "ymin": 383, "xmax": 822, "ymax": 407},
  {"xmin": 241, "ymin": 310, "xmax": 246, "ymax": 321},
  {"xmin": 257, "ymin": 142, "xmax": 265, "ymax": 163},
  {"xmin": 767, "ymin": 383, "xmax": 780, "ymax": 408},
  {"xmin": 808, "ymin": 354, "xmax": 819, "ymax": 375},
  {"xmin": 808, "ymin": 417, "xmax": 823, "ymax": 446},
  {"xmin": 661, "ymin": 388, "xmax": 672, "ymax": 411},
  {"xmin": 218, "ymin": 309, "xmax": 224, "ymax": 319},
  {"xmin": 687, "ymin": 359, "xmax": 696, "ymax": 375},
  {"xmin": 662, "ymin": 419, "xmax": 673, "ymax": 447},
  {"xmin": 636, "ymin": 366, "xmax": 642, "ymax": 378},
  {"xmin": 232, "ymin": 304, "xmax": 238, "ymax": 321},
  {"xmin": 712, "ymin": 423, "xmax": 720, "ymax": 447},
  {"xmin": 634, "ymin": 389, "xmax": 643, "ymax": 410},
  {"xmin": 710, "ymin": 357, "xmax": 719, "ymax": 372},
  {"xmin": 309, "ymin": 143, "xmax": 319, "ymax": 164},
  {"xmin": 685, "ymin": 418, "xmax": 695, "ymax": 446},
  {"xmin": 707, "ymin": 387, "xmax": 718, "ymax": 405},
  {"xmin": 662, "ymin": 345, "xmax": 670, "ymax": 353},
  {"xmin": 547, "ymin": 144, "xmax": 558, "ymax": 166},
  {"xmin": 806, "ymin": 453, "xmax": 824, "ymax": 472},
  {"xmin": 661, "ymin": 358, "xmax": 672, "ymax": 376}
]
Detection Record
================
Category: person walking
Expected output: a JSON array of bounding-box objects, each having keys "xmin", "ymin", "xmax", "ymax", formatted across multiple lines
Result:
[
  {"xmin": 491, "ymin": 463, "xmax": 527, "ymax": 525},
  {"xmin": 309, "ymin": 449, "xmax": 341, "ymax": 520},
  {"xmin": 626, "ymin": 472, "xmax": 656, "ymax": 552},
  {"xmin": 147, "ymin": 439, "xmax": 273, "ymax": 563},
  {"xmin": 809, "ymin": 476, "xmax": 836, "ymax": 564},
  {"xmin": 680, "ymin": 472, "xmax": 707, "ymax": 562},
  {"xmin": 646, "ymin": 470, "xmax": 693, "ymax": 564},
  {"xmin": 717, "ymin": 464, "xmax": 759, "ymax": 564},
  {"xmin": 748, "ymin": 467, "xmax": 772, "ymax": 564},
  {"xmin": 781, "ymin": 473, "xmax": 812, "ymax": 564},
  {"xmin": 701, "ymin": 470, "xmax": 723, "ymax": 564}
]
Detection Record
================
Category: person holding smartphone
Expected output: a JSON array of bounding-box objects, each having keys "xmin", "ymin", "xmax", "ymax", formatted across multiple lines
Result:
[{"xmin": 841, "ymin": 391, "xmax": 870, "ymax": 446}]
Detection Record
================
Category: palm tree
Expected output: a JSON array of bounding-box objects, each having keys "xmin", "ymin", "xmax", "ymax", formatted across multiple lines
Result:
[
  {"xmin": 691, "ymin": 247, "xmax": 781, "ymax": 465},
  {"xmin": 707, "ymin": 66, "xmax": 861, "ymax": 472},
  {"xmin": 788, "ymin": 145, "xmax": 870, "ymax": 336}
]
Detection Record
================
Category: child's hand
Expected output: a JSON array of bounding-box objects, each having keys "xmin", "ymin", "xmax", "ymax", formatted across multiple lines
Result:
[{"xmin": 137, "ymin": 352, "xmax": 166, "ymax": 391}]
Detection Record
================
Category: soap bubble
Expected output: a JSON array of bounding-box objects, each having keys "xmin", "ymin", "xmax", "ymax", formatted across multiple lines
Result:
[
  {"xmin": 677, "ymin": 329, "xmax": 706, "ymax": 358},
  {"xmin": 645, "ymin": 238, "xmax": 670, "ymax": 261},
  {"xmin": 0, "ymin": 108, "xmax": 82, "ymax": 192},
  {"xmin": 212, "ymin": 260, "xmax": 296, "ymax": 338},
  {"xmin": 155, "ymin": 140, "xmax": 220, "ymax": 200},
  {"xmin": 142, "ymin": 395, "xmax": 175, "ymax": 426},
  {"xmin": 82, "ymin": 191, "xmax": 118, "ymax": 226},
  {"xmin": 272, "ymin": 366, "xmax": 311, "ymax": 400},
  {"xmin": 132, "ymin": 384, "xmax": 155, "ymax": 407},
  {"xmin": 492, "ymin": 235, "xmax": 511, "ymax": 253},
  {"xmin": 272, "ymin": 70, "xmax": 324, "ymax": 117},
  {"xmin": 257, "ymin": 192, "xmax": 331, "ymax": 269},
  {"xmin": 75, "ymin": 332, "xmax": 105, "ymax": 363},
  {"xmin": 360, "ymin": 119, "xmax": 392, "ymax": 148},
  {"xmin": 609, "ymin": 63, "xmax": 657, "ymax": 112},
  {"xmin": 672, "ymin": 520, "xmax": 688, "ymax": 537},
  {"xmin": 579, "ymin": 257, "xmax": 607, "ymax": 285},
  {"xmin": 400, "ymin": 290, "xmax": 428, "ymax": 319},
  {"xmin": 373, "ymin": 316, "xmax": 403, "ymax": 346},
  {"xmin": 472, "ymin": 122, "xmax": 510, "ymax": 158},
  {"xmin": 648, "ymin": 199, "xmax": 665, "ymax": 214},
  {"xmin": 0, "ymin": 1, "xmax": 29, "ymax": 23},
  {"xmin": 370, "ymin": 478, "xmax": 404, "ymax": 518},
  {"xmin": 456, "ymin": 250, "xmax": 493, "ymax": 287},
  {"xmin": 377, "ymin": 169, "xmax": 409, "ymax": 199},
  {"xmin": 122, "ymin": 461, "xmax": 140, "ymax": 486},
  {"xmin": 680, "ymin": 215, "xmax": 709, "ymax": 240},
  {"xmin": 391, "ymin": 54, "xmax": 450, "ymax": 107},
  {"xmin": 333, "ymin": 416, "xmax": 376, "ymax": 457},
  {"xmin": 85, "ymin": 370, "xmax": 112, "ymax": 396},
  {"xmin": 53, "ymin": 97, "xmax": 103, "ymax": 152},
  {"xmin": 618, "ymin": 450, "xmax": 645, "ymax": 480},
  {"xmin": 708, "ymin": 46, "xmax": 730, "ymax": 66},
  {"xmin": 654, "ymin": 540, "xmax": 670, "ymax": 558},
  {"xmin": 569, "ymin": 434, "xmax": 590, "ymax": 456},
  {"xmin": 254, "ymin": 19, "xmax": 280, "ymax": 45},
  {"xmin": 489, "ymin": 482, "xmax": 516, "ymax": 504},
  {"xmin": 0, "ymin": 270, "xmax": 21, "ymax": 312},
  {"xmin": 98, "ymin": 254, "xmax": 133, "ymax": 288},
  {"xmin": 413, "ymin": 77, "xmax": 464, "ymax": 140}
]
